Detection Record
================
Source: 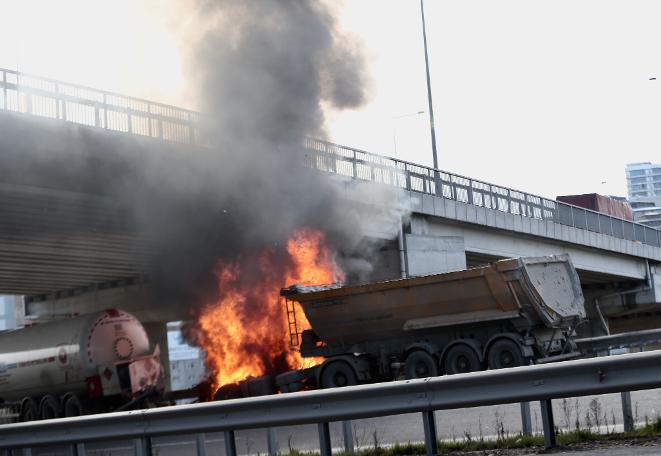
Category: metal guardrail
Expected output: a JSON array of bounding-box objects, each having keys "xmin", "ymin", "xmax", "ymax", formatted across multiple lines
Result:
[
  {"xmin": 2, "ymin": 350, "xmax": 661, "ymax": 454},
  {"xmin": 1, "ymin": 67, "xmax": 660, "ymax": 249},
  {"xmin": 304, "ymin": 138, "xmax": 661, "ymax": 249},
  {"xmin": 0, "ymin": 68, "xmax": 199, "ymax": 144}
]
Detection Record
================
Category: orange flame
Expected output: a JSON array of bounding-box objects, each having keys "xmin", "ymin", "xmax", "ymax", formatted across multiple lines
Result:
[{"xmin": 197, "ymin": 227, "xmax": 342, "ymax": 391}]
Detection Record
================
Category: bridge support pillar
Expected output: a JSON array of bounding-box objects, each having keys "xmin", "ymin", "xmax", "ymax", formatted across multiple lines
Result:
[
  {"xmin": 422, "ymin": 410, "xmax": 438, "ymax": 456},
  {"xmin": 540, "ymin": 399, "xmax": 556, "ymax": 449}
]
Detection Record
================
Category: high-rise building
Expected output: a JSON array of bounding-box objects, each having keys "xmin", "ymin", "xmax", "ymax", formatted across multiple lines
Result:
[{"xmin": 626, "ymin": 162, "xmax": 661, "ymax": 228}]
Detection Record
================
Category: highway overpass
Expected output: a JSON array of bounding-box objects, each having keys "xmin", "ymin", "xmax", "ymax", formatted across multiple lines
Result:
[{"xmin": 1, "ymin": 67, "xmax": 660, "ymax": 339}]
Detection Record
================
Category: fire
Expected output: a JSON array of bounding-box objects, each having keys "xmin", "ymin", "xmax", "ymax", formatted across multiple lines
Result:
[{"xmin": 197, "ymin": 227, "xmax": 342, "ymax": 391}]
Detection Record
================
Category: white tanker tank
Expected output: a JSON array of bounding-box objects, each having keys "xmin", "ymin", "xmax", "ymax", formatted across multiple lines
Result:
[{"xmin": 0, "ymin": 309, "xmax": 163, "ymax": 422}]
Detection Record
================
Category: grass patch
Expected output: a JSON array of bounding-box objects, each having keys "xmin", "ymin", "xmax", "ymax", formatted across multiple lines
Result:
[{"xmin": 282, "ymin": 416, "xmax": 661, "ymax": 455}]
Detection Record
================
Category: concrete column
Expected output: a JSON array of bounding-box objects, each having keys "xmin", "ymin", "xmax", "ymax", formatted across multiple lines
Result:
[{"xmin": 142, "ymin": 321, "xmax": 171, "ymax": 392}]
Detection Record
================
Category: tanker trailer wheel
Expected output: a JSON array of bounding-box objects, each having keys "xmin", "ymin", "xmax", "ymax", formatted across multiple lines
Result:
[
  {"xmin": 39, "ymin": 395, "xmax": 60, "ymax": 420},
  {"xmin": 444, "ymin": 344, "xmax": 481, "ymax": 375},
  {"xmin": 404, "ymin": 351, "xmax": 438, "ymax": 379},
  {"xmin": 19, "ymin": 397, "xmax": 38, "ymax": 422},
  {"xmin": 63, "ymin": 394, "xmax": 83, "ymax": 418},
  {"xmin": 320, "ymin": 362, "xmax": 357, "ymax": 389},
  {"xmin": 487, "ymin": 339, "xmax": 525, "ymax": 370}
]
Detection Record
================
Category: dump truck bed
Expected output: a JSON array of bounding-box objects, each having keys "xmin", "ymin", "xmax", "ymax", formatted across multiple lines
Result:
[{"xmin": 282, "ymin": 255, "xmax": 585, "ymax": 346}]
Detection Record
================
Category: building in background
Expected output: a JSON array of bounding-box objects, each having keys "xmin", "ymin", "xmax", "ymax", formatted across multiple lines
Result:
[
  {"xmin": 626, "ymin": 162, "xmax": 661, "ymax": 228},
  {"xmin": 167, "ymin": 322, "xmax": 206, "ymax": 391},
  {"xmin": 0, "ymin": 296, "xmax": 23, "ymax": 331}
]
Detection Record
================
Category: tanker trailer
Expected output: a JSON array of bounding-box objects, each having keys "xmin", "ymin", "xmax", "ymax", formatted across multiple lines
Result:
[
  {"xmin": 0, "ymin": 309, "xmax": 163, "ymax": 422},
  {"xmin": 278, "ymin": 254, "xmax": 586, "ymax": 391}
]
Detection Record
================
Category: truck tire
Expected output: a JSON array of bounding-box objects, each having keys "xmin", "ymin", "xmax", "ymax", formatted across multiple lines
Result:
[
  {"xmin": 444, "ymin": 344, "xmax": 481, "ymax": 375},
  {"xmin": 487, "ymin": 339, "xmax": 525, "ymax": 370},
  {"xmin": 404, "ymin": 350, "xmax": 438, "ymax": 379},
  {"xmin": 39, "ymin": 395, "xmax": 59, "ymax": 420},
  {"xmin": 320, "ymin": 362, "xmax": 357, "ymax": 389},
  {"xmin": 63, "ymin": 394, "xmax": 83, "ymax": 418},
  {"xmin": 19, "ymin": 397, "xmax": 38, "ymax": 422}
]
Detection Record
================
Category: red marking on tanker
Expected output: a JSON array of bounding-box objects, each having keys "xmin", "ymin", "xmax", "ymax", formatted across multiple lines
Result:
[{"xmin": 103, "ymin": 367, "xmax": 113, "ymax": 380}]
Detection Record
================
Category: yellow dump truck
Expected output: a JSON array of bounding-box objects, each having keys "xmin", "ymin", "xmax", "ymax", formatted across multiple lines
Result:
[{"xmin": 278, "ymin": 254, "xmax": 586, "ymax": 391}]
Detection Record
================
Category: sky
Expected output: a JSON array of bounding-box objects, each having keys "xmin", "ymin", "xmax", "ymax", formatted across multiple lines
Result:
[{"xmin": 0, "ymin": 0, "xmax": 660, "ymax": 199}]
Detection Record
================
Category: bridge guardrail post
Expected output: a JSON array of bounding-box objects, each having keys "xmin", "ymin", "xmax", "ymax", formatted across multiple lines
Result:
[
  {"xmin": 133, "ymin": 437, "xmax": 153, "ymax": 456},
  {"xmin": 318, "ymin": 422, "xmax": 332, "ymax": 456},
  {"xmin": 195, "ymin": 434, "xmax": 207, "ymax": 456},
  {"xmin": 266, "ymin": 428, "xmax": 278, "ymax": 455},
  {"xmin": 342, "ymin": 420, "xmax": 354, "ymax": 454},
  {"xmin": 422, "ymin": 410, "xmax": 438, "ymax": 456},
  {"xmin": 520, "ymin": 402, "xmax": 532, "ymax": 436},
  {"xmin": 224, "ymin": 430, "xmax": 237, "ymax": 456},
  {"xmin": 621, "ymin": 392, "xmax": 634, "ymax": 432},
  {"xmin": 540, "ymin": 399, "xmax": 556, "ymax": 449}
]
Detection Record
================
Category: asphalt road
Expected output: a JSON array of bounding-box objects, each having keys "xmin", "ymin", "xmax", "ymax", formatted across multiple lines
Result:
[{"xmin": 26, "ymin": 388, "xmax": 661, "ymax": 455}]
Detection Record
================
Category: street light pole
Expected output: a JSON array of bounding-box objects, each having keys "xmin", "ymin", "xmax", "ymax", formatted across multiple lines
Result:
[{"xmin": 420, "ymin": 0, "xmax": 439, "ymax": 170}]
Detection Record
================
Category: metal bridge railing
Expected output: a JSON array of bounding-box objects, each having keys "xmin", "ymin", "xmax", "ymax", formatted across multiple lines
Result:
[
  {"xmin": 0, "ymin": 68, "xmax": 199, "ymax": 144},
  {"xmin": 304, "ymin": 138, "xmax": 661, "ymax": 249},
  {"xmin": 1, "ymin": 350, "xmax": 661, "ymax": 454},
  {"xmin": 1, "ymin": 67, "xmax": 659, "ymax": 249}
]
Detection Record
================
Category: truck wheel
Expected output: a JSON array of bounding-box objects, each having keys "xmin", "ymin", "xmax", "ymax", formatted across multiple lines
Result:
[
  {"xmin": 487, "ymin": 339, "xmax": 524, "ymax": 370},
  {"xmin": 320, "ymin": 362, "xmax": 357, "ymax": 389},
  {"xmin": 404, "ymin": 351, "xmax": 438, "ymax": 379},
  {"xmin": 444, "ymin": 345, "xmax": 481, "ymax": 375},
  {"xmin": 19, "ymin": 397, "xmax": 38, "ymax": 422},
  {"xmin": 39, "ymin": 395, "xmax": 59, "ymax": 420},
  {"xmin": 63, "ymin": 394, "xmax": 83, "ymax": 418}
]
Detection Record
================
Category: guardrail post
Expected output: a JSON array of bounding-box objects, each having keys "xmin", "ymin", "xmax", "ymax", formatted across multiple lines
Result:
[
  {"xmin": 266, "ymin": 428, "xmax": 278, "ymax": 455},
  {"xmin": 318, "ymin": 422, "xmax": 332, "ymax": 456},
  {"xmin": 133, "ymin": 437, "xmax": 153, "ymax": 456},
  {"xmin": 621, "ymin": 392, "xmax": 634, "ymax": 432},
  {"xmin": 540, "ymin": 399, "xmax": 556, "ymax": 449},
  {"xmin": 195, "ymin": 433, "xmax": 207, "ymax": 456},
  {"xmin": 342, "ymin": 420, "xmax": 354, "ymax": 454},
  {"xmin": 422, "ymin": 411, "xmax": 438, "ymax": 456},
  {"xmin": 224, "ymin": 430, "xmax": 237, "ymax": 456},
  {"xmin": 71, "ymin": 443, "xmax": 86, "ymax": 456},
  {"xmin": 520, "ymin": 402, "xmax": 532, "ymax": 436}
]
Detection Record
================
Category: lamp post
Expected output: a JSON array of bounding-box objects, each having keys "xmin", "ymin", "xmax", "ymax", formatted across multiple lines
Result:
[
  {"xmin": 420, "ymin": 0, "xmax": 439, "ymax": 170},
  {"xmin": 393, "ymin": 110, "xmax": 425, "ymax": 157}
]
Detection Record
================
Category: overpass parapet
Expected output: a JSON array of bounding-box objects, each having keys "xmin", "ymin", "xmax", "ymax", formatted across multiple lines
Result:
[{"xmin": 2, "ymin": 67, "xmax": 659, "ymax": 254}]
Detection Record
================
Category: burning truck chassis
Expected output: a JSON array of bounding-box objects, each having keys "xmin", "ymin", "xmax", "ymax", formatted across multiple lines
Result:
[{"xmin": 213, "ymin": 254, "xmax": 591, "ymax": 399}]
